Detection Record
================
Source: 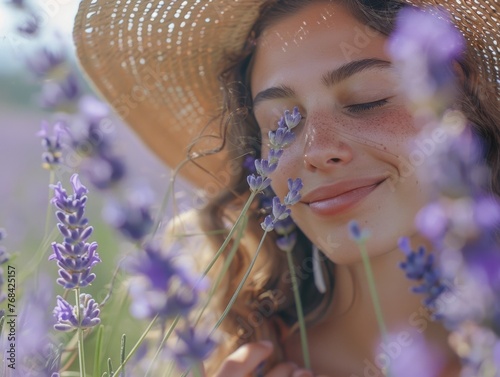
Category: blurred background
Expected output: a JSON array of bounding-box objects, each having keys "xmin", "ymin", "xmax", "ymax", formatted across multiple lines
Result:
[{"xmin": 0, "ymin": 0, "xmax": 195, "ymax": 373}]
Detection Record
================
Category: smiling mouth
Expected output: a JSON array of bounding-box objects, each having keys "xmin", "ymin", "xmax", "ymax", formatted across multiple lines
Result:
[{"xmin": 305, "ymin": 178, "xmax": 386, "ymax": 217}]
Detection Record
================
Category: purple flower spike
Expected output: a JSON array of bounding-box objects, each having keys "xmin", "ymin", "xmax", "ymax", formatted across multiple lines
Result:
[
  {"xmin": 171, "ymin": 326, "xmax": 216, "ymax": 370},
  {"xmin": 54, "ymin": 294, "xmax": 100, "ymax": 332},
  {"xmin": 49, "ymin": 174, "xmax": 101, "ymax": 289},
  {"xmin": 284, "ymin": 106, "xmax": 302, "ymax": 129},
  {"xmin": 37, "ymin": 120, "xmax": 65, "ymax": 170},
  {"xmin": 126, "ymin": 242, "xmax": 205, "ymax": 320},
  {"xmin": 284, "ymin": 178, "xmax": 303, "ymax": 205},
  {"xmin": 247, "ymin": 174, "xmax": 272, "ymax": 193},
  {"xmin": 103, "ymin": 187, "xmax": 154, "ymax": 241},
  {"xmin": 398, "ymin": 242, "xmax": 447, "ymax": 309},
  {"xmin": 276, "ymin": 232, "xmax": 297, "ymax": 253},
  {"xmin": 25, "ymin": 47, "xmax": 65, "ymax": 78},
  {"xmin": 17, "ymin": 13, "xmax": 40, "ymax": 36},
  {"xmin": 271, "ymin": 197, "xmax": 291, "ymax": 221},
  {"xmin": 387, "ymin": 7, "xmax": 465, "ymax": 110},
  {"xmin": 261, "ymin": 215, "xmax": 275, "ymax": 232},
  {"xmin": 40, "ymin": 72, "xmax": 81, "ymax": 111},
  {"xmin": 268, "ymin": 127, "xmax": 296, "ymax": 150},
  {"xmin": 254, "ymin": 159, "xmax": 277, "ymax": 177},
  {"xmin": 243, "ymin": 155, "xmax": 256, "ymax": 173}
]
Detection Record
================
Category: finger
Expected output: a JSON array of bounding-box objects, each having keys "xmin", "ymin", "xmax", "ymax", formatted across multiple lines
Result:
[
  {"xmin": 214, "ymin": 341, "xmax": 274, "ymax": 377},
  {"xmin": 265, "ymin": 362, "xmax": 298, "ymax": 377}
]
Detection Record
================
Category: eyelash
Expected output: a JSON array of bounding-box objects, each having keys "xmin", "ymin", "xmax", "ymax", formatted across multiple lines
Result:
[{"xmin": 345, "ymin": 98, "xmax": 389, "ymax": 114}]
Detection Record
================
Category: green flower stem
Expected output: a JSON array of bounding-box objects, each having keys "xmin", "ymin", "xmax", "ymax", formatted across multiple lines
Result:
[
  {"xmin": 356, "ymin": 240, "xmax": 388, "ymax": 340},
  {"xmin": 210, "ymin": 229, "xmax": 268, "ymax": 335},
  {"xmin": 201, "ymin": 192, "xmax": 257, "ymax": 278},
  {"xmin": 75, "ymin": 289, "xmax": 87, "ymax": 377},
  {"xmin": 285, "ymin": 250, "xmax": 310, "ymax": 370},
  {"xmin": 192, "ymin": 364, "xmax": 203, "ymax": 377},
  {"xmin": 44, "ymin": 170, "xmax": 55, "ymax": 237},
  {"xmin": 93, "ymin": 325, "xmax": 104, "ymax": 377},
  {"xmin": 113, "ymin": 314, "xmax": 159, "ymax": 377},
  {"xmin": 193, "ymin": 215, "xmax": 248, "ymax": 327},
  {"xmin": 145, "ymin": 315, "xmax": 181, "ymax": 377}
]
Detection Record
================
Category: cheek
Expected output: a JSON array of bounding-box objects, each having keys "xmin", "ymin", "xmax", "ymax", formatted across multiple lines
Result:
[
  {"xmin": 346, "ymin": 109, "xmax": 419, "ymax": 155},
  {"xmin": 270, "ymin": 149, "xmax": 301, "ymax": 197}
]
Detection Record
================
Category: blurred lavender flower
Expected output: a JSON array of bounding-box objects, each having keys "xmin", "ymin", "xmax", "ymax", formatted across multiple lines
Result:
[
  {"xmin": 242, "ymin": 155, "xmax": 257, "ymax": 173},
  {"xmin": 49, "ymin": 174, "xmax": 101, "ymax": 289},
  {"xmin": 388, "ymin": 7, "xmax": 465, "ymax": 113},
  {"xmin": 37, "ymin": 120, "xmax": 65, "ymax": 170},
  {"xmin": 398, "ymin": 237, "xmax": 447, "ymax": 309},
  {"xmin": 103, "ymin": 187, "xmax": 154, "ymax": 242},
  {"xmin": 40, "ymin": 72, "xmax": 81, "ymax": 111},
  {"xmin": 125, "ymin": 242, "xmax": 205, "ymax": 320},
  {"xmin": 68, "ymin": 98, "xmax": 127, "ymax": 189},
  {"xmin": 12, "ymin": 277, "xmax": 61, "ymax": 376},
  {"xmin": 25, "ymin": 47, "xmax": 65, "ymax": 78},
  {"xmin": 82, "ymin": 154, "xmax": 127, "ymax": 190},
  {"xmin": 17, "ymin": 12, "xmax": 40, "ymax": 36},
  {"xmin": 390, "ymin": 332, "xmax": 444, "ymax": 377},
  {"xmin": 170, "ymin": 326, "xmax": 216, "ymax": 371},
  {"xmin": 53, "ymin": 294, "xmax": 100, "ymax": 332},
  {"xmin": 0, "ymin": 229, "xmax": 8, "ymax": 305}
]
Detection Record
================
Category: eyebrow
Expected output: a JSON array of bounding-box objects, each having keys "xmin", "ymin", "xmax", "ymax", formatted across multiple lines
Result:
[{"xmin": 252, "ymin": 58, "xmax": 392, "ymax": 109}]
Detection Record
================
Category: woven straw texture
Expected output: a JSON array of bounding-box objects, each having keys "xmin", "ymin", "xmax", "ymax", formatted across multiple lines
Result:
[{"xmin": 73, "ymin": 0, "xmax": 499, "ymax": 187}]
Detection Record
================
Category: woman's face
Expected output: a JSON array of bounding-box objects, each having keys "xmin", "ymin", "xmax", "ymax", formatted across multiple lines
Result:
[{"xmin": 251, "ymin": 2, "xmax": 432, "ymax": 264}]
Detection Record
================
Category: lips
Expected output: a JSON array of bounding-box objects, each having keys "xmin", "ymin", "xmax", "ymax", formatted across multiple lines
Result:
[{"xmin": 301, "ymin": 176, "xmax": 387, "ymax": 217}]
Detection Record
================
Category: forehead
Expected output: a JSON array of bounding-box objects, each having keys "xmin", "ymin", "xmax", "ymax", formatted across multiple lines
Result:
[{"xmin": 250, "ymin": 2, "xmax": 390, "ymax": 97}]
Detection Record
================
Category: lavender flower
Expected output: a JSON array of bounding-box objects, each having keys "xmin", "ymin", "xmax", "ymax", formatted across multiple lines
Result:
[
  {"xmin": 247, "ymin": 107, "xmax": 302, "ymax": 194},
  {"xmin": 37, "ymin": 120, "xmax": 65, "ymax": 170},
  {"xmin": 398, "ymin": 237, "xmax": 447, "ymax": 308},
  {"xmin": 68, "ymin": 100, "xmax": 127, "ymax": 189},
  {"xmin": 40, "ymin": 72, "xmax": 81, "ymax": 111},
  {"xmin": 103, "ymin": 187, "xmax": 154, "ymax": 242},
  {"xmin": 25, "ymin": 47, "xmax": 65, "ymax": 78},
  {"xmin": 13, "ymin": 277, "xmax": 61, "ymax": 376},
  {"xmin": 242, "ymin": 155, "xmax": 256, "ymax": 173},
  {"xmin": 284, "ymin": 107, "xmax": 302, "ymax": 129},
  {"xmin": 125, "ymin": 242, "xmax": 205, "ymax": 320},
  {"xmin": 348, "ymin": 220, "xmax": 370, "ymax": 242},
  {"xmin": 388, "ymin": 7, "xmax": 465, "ymax": 112},
  {"xmin": 49, "ymin": 174, "xmax": 101, "ymax": 289},
  {"xmin": 82, "ymin": 154, "xmax": 127, "ymax": 190},
  {"xmin": 171, "ymin": 326, "xmax": 216, "ymax": 370},
  {"xmin": 284, "ymin": 178, "xmax": 303, "ymax": 206},
  {"xmin": 17, "ymin": 12, "xmax": 40, "ymax": 36},
  {"xmin": 53, "ymin": 294, "xmax": 100, "ymax": 332},
  {"xmin": 247, "ymin": 174, "xmax": 272, "ymax": 193}
]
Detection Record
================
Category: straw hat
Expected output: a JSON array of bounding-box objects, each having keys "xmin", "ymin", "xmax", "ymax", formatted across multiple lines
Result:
[{"xmin": 73, "ymin": 0, "xmax": 499, "ymax": 188}]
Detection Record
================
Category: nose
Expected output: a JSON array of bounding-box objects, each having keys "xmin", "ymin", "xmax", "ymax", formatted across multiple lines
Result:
[{"xmin": 302, "ymin": 114, "xmax": 354, "ymax": 171}]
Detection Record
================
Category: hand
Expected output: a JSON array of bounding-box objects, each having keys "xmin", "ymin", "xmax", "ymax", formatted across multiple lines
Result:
[{"xmin": 199, "ymin": 340, "xmax": 315, "ymax": 377}]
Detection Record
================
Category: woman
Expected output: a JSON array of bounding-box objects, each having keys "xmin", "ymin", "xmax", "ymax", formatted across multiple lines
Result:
[{"xmin": 73, "ymin": 0, "xmax": 500, "ymax": 376}]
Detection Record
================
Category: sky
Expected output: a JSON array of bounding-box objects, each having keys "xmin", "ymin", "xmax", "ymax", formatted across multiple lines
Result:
[{"xmin": 0, "ymin": 0, "xmax": 79, "ymax": 73}]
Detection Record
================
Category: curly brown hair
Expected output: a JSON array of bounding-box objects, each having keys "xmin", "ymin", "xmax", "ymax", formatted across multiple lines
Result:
[{"xmin": 197, "ymin": 0, "xmax": 500, "ymax": 374}]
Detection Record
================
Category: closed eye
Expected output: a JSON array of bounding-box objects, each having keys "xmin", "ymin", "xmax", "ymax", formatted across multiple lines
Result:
[{"xmin": 345, "ymin": 98, "xmax": 390, "ymax": 114}]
